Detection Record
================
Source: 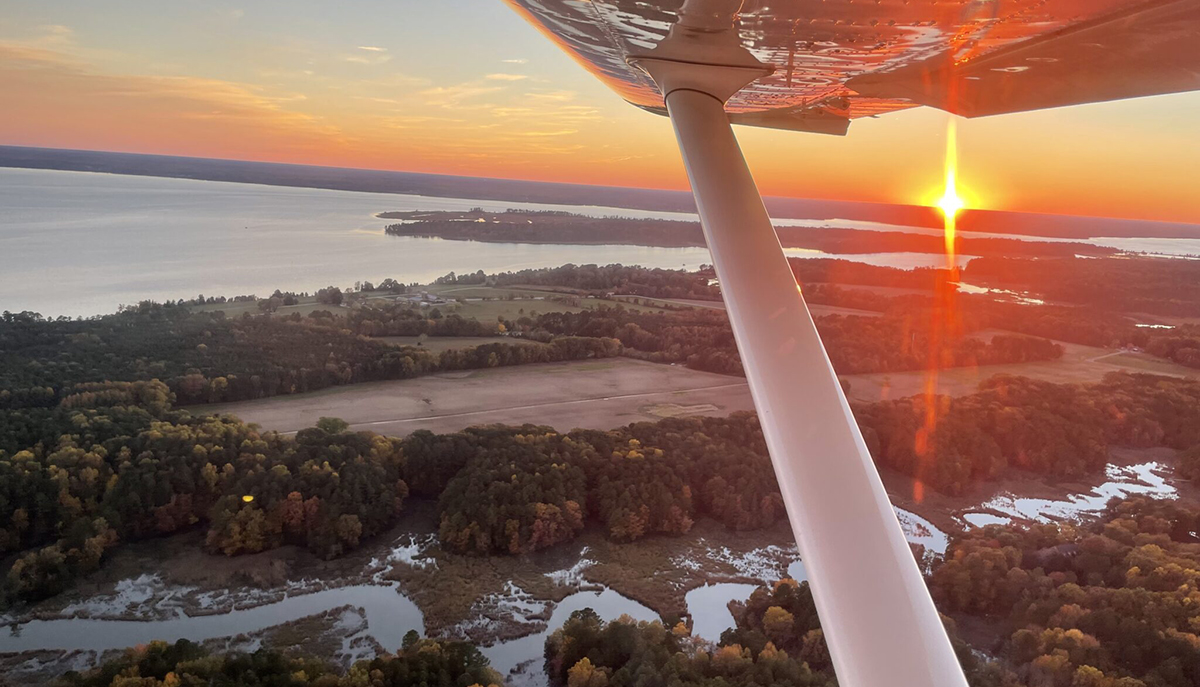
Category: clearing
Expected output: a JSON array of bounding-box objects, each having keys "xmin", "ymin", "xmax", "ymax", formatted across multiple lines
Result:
[
  {"xmin": 202, "ymin": 358, "xmax": 755, "ymax": 436},
  {"xmin": 200, "ymin": 340, "xmax": 1200, "ymax": 437}
]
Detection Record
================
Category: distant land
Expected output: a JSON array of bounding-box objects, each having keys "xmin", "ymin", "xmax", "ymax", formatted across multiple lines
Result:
[
  {"xmin": 381, "ymin": 209, "xmax": 1114, "ymax": 257},
  {"xmin": 3, "ymin": 145, "xmax": 1199, "ymax": 239}
]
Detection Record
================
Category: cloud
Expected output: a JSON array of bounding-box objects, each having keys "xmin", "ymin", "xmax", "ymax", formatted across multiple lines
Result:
[
  {"xmin": 0, "ymin": 42, "xmax": 347, "ymax": 157},
  {"xmin": 502, "ymin": 58, "xmax": 529, "ymax": 64},
  {"xmin": 419, "ymin": 82, "xmax": 504, "ymax": 107},
  {"xmin": 490, "ymin": 107, "xmax": 536, "ymax": 117},
  {"xmin": 37, "ymin": 25, "xmax": 76, "ymax": 46},
  {"xmin": 525, "ymin": 89, "xmax": 576, "ymax": 103},
  {"xmin": 485, "ymin": 73, "xmax": 527, "ymax": 81},
  {"xmin": 519, "ymin": 129, "xmax": 579, "ymax": 137},
  {"xmin": 343, "ymin": 45, "xmax": 392, "ymax": 65}
]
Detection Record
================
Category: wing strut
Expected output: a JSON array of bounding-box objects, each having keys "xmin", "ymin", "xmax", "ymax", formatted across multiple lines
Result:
[{"xmin": 632, "ymin": 10, "xmax": 969, "ymax": 683}]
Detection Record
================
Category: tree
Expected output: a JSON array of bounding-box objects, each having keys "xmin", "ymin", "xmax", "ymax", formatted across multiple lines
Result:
[
  {"xmin": 762, "ymin": 606, "xmax": 795, "ymax": 641},
  {"xmin": 316, "ymin": 417, "xmax": 350, "ymax": 434}
]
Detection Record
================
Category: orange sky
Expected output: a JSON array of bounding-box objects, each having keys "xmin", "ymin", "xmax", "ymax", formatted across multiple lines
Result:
[{"xmin": 1, "ymin": 1, "xmax": 1198, "ymax": 224}]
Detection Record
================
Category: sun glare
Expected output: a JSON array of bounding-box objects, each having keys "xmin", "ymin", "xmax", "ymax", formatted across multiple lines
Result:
[{"xmin": 937, "ymin": 118, "xmax": 964, "ymax": 265}]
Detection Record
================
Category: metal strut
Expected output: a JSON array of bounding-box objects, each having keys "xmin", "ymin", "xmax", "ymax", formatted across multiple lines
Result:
[{"xmin": 632, "ymin": 19, "xmax": 970, "ymax": 684}]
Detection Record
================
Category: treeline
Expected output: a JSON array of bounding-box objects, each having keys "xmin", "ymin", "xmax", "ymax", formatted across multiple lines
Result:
[
  {"xmin": 964, "ymin": 255, "xmax": 1200, "ymax": 316},
  {"xmin": 490, "ymin": 263, "xmax": 721, "ymax": 300},
  {"xmin": 1140, "ymin": 325, "xmax": 1200, "ymax": 369},
  {"xmin": 929, "ymin": 496, "xmax": 1200, "ymax": 686},
  {"xmin": 0, "ymin": 385, "xmax": 411, "ymax": 605},
  {"xmin": 519, "ymin": 306, "xmax": 1063, "ymax": 377},
  {"xmin": 0, "ymin": 307, "xmax": 621, "ymax": 409},
  {"xmin": 420, "ymin": 416, "xmax": 782, "ymax": 555},
  {"xmin": 807, "ymin": 279, "xmax": 1200, "ymax": 371},
  {"xmin": 856, "ymin": 372, "xmax": 1200, "ymax": 495},
  {"xmin": 0, "ymin": 384, "xmax": 780, "ymax": 604},
  {"xmin": 52, "ymin": 634, "xmax": 503, "ymax": 687},
  {"xmin": 545, "ymin": 581, "xmax": 1008, "ymax": 687},
  {"xmin": 790, "ymin": 258, "xmax": 946, "ymax": 291}
]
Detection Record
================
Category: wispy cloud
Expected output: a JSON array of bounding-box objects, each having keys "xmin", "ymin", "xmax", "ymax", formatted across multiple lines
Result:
[
  {"xmin": 519, "ymin": 129, "xmax": 578, "ymax": 137},
  {"xmin": 525, "ymin": 89, "xmax": 576, "ymax": 103},
  {"xmin": 0, "ymin": 42, "xmax": 346, "ymax": 155},
  {"xmin": 485, "ymin": 73, "xmax": 527, "ymax": 81},
  {"xmin": 343, "ymin": 45, "xmax": 391, "ymax": 65},
  {"xmin": 419, "ymin": 81, "xmax": 504, "ymax": 107},
  {"xmin": 502, "ymin": 58, "xmax": 529, "ymax": 64}
]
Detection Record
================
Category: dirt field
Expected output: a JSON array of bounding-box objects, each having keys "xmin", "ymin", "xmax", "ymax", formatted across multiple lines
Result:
[
  {"xmin": 201, "ymin": 338, "xmax": 1200, "ymax": 437},
  {"xmin": 203, "ymin": 358, "xmax": 756, "ymax": 436}
]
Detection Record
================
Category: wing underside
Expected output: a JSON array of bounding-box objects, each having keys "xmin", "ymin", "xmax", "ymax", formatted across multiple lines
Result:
[{"xmin": 505, "ymin": 0, "xmax": 1200, "ymax": 134}]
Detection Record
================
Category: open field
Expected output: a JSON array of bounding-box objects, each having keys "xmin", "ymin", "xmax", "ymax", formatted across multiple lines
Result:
[
  {"xmin": 198, "ymin": 335, "xmax": 1200, "ymax": 439},
  {"xmin": 202, "ymin": 358, "xmax": 755, "ymax": 436}
]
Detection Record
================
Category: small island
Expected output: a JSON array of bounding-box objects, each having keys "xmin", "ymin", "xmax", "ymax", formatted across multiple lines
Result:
[{"xmin": 381, "ymin": 208, "xmax": 1116, "ymax": 257}]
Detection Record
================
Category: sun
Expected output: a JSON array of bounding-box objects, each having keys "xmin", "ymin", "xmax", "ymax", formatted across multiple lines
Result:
[{"xmin": 937, "ymin": 180, "xmax": 964, "ymax": 220}]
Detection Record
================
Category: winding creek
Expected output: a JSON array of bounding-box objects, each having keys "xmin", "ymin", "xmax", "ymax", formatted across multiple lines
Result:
[{"xmin": 0, "ymin": 462, "xmax": 1178, "ymax": 684}]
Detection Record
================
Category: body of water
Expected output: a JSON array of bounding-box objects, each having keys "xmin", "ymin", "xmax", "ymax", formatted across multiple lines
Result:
[
  {"xmin": 959, "ymin": 461, "xmax": 1176, "ymax": 527},
  {"xmin": 0, "ymin": 583, "xmax": 422, "ymax": 653},
  {"xmin": 0, "ymin": 581, "xmax": 656, "ymax": 687},
  {"xmin": 5, "ymin": 167, "xmax": 1180, "ymax": 318},
  {"xmin": 0, "ymin": 168, "xmax": 720, "ymax": 317}
]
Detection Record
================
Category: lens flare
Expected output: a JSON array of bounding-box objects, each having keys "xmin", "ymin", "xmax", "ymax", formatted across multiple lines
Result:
[
  {"xmin": 937, "ymin": 118, "xmax": 964, "ymax": 267},
  {"xmin": 914, "ymin": 117, "xmax": 969, "ymax": 504}
]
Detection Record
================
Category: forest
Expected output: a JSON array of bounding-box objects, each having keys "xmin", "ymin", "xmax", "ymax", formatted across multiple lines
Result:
[
  {"xmin": 6, "ymin": 365, "xmax": 1200, "ymax": 607},
  {"xmin": 856, "ymin": 372, "xmax": 1200, "ymax": 495},
  {"xmin": 0, "ymin": 281, "xmax": 1067, "ymax": 411},
  {"xmin": 44, "ymin": 490, "xmax": 1200, "ymax": 687},
  {"xmin": 927, "ymin": 495, "xmax": 1200, "ymax": 686},
  {"xmin": 0, "ymin": 306, "xmax": 622, "ymax": 409},
  {"xmin": 520, "ymin": 306, "xmax": 1062, "ymax": 377},
  {"xmin": 49, "ymin": 491, "xmax": 1200, "ymax": 687},
  {"xmin": 49, "ymin": 633, "xmax": 503, "ymax": 687},
  {"xmin": 488, "ymin": 263, "xmax": 721, "ymax": 300},
  {"xmin": 544, "ymin": 492, "xmax": 1200, "ymax": 687},
  {"xmin": 964, "ymin": 256, "xmax": 1200, "ymax": 317},
  {"xmin": 805, "ymin": 281, "xmax": 1200, "ymax": 370}
]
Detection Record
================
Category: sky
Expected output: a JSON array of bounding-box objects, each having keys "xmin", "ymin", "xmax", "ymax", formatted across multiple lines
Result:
[{"xmin": 1, "ymin": 0, "xmax": 1198, "ymax": 224}]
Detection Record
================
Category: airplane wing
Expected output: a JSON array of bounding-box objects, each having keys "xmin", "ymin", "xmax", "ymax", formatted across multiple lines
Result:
[
  {"xmin": 502, "ymin": 2, "xmax": 1200, "ymax": 686},
  {"xmin": 506, "ymin": 0, "xmax": 1200, "ymax": 134}
]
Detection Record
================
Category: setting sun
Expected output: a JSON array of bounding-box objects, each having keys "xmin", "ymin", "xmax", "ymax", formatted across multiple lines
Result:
[{"xmin": 936, "ymin": 119, "xmax": 965, "ymax": 265}]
